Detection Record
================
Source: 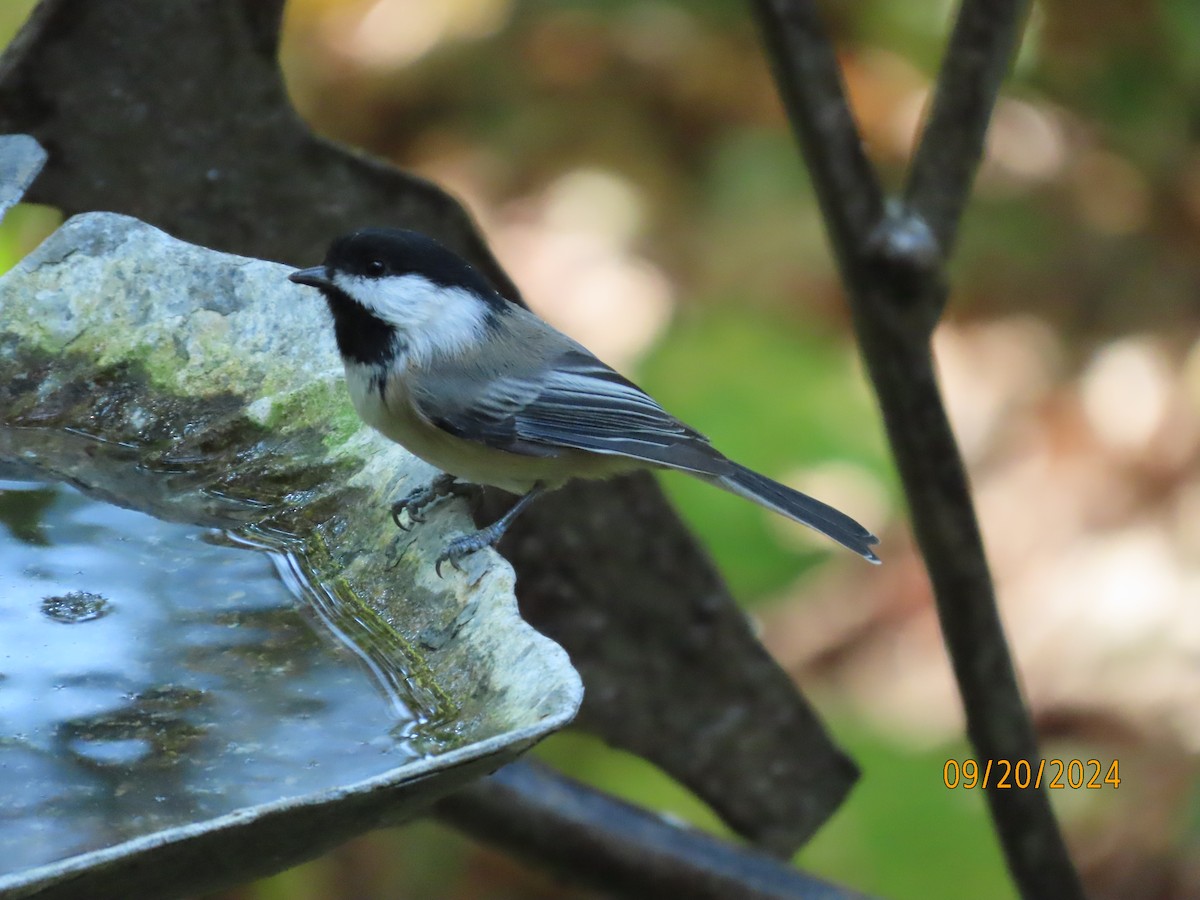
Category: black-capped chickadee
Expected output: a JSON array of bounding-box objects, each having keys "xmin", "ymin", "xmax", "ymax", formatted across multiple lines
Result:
[{"xmin": 290, "ymin": 228, "xmax": 880, "ymax": 575}]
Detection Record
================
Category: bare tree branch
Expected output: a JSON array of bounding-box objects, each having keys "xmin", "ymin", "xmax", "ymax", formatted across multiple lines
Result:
[
  {"xmin": 749, "ymin": 0, "xmax": 884, "ymax": 255},
  {"xmin": 907, "ymin": 0, "xmax": 1034, "ymax": 253},
  {"xmin": 433, "ymin": 760, "xmax": 873, "ymax": 900},
  {"xmin": 749, "ymin": 1, "xmax": 1085, "ymax": 897}
]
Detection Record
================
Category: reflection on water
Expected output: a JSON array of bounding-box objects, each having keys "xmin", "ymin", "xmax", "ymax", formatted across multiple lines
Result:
[{"xmin": 0, "ymin": 476, "xmax": 450, "ymax": 875}]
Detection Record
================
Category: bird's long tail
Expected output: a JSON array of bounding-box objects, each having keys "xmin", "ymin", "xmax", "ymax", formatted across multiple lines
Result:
[{"xmin": 706, "ymin": 462, "xmax": 880, "ymax": 563}]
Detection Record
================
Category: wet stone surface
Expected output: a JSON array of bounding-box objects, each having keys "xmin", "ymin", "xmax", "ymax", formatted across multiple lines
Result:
[
  {"xmin": 0, "ymin": 475, "xmax": 450, "ymax": 874},
  {"xmin": 0, "ymin": 212, "xmax": 582, "ymax": 897}
]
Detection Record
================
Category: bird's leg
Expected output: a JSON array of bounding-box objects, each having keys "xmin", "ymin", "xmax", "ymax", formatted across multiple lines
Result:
[
  {"xmin": 436, "ymin": 484, "xmax": 546, "ymax": 577},
  {"xmin": 390, "ymin": 472, "xmax": 470, "ymax": 531}
]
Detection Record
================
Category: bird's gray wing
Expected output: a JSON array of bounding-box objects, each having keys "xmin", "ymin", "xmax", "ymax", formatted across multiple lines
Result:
[{"xmin": 412, "ymin": 349, "xmax": 733, "ymax": 476}]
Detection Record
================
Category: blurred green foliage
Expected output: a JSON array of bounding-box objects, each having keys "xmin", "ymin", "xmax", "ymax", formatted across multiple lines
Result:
[
  {"xmin": 640, "ymin": 309, "xmax": 891, "ymax": 597},
  {"xmin": 533, "ymin": 725, "xmax": 1017, "ymax": 900},
  {"xmin": 0, "ymin": 204, "xmax": 61, "ymax": 275},
  {"xmin": 798, "ymin": 724, "xmax": 1015, "ymax": 900},
  {"xmin": 0, "ymin": 0, "xmax": 51, "ymax": 270},
  {"xmin": 536, "ymin": 731, "xmax": 730, "ymax": 834},
  {"xmin": 0, "ymin": 0, "xmax": 37, "ymax": 46}
]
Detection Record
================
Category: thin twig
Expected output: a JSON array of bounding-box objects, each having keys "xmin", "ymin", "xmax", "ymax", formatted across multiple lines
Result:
[
  {"xmin": 433, "ymin": 760, "xmax": 873, "ymax": 900},
  {"xmin": 749, "ymin": 1, "xmax": 1085, "ymax": 898},
  {"xmin": 907, "ymin": 0, "xmax": 1034, "ymax": 253},
  {"xmin": 749, "ymin": 0, "xmax": 884, "ymax": 256}
]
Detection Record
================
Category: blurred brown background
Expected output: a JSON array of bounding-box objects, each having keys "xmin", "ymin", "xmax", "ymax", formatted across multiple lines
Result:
[{"xmin": 4, "ymin": 0, "xmax": 1199, "ymax": 897}]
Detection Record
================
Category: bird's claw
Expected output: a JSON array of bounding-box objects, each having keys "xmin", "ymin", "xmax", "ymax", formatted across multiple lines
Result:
[
  {"xmin": 391, "ymin": 505, "xmax": 426, "ymax": 531},
  {"xmin": 390, "ymin": 477, "xmax": 455, "ymax": 531},
  {"xmin": 435, "ymin": 545, "xmax": 466, "ymax": 578},
  {"xmin": 434, "ymin": 551, "xmax": 462, "ymax": 578},
  {"xmin": 434, "ymin": 532, "xmax": 489, "ymax": 578}
]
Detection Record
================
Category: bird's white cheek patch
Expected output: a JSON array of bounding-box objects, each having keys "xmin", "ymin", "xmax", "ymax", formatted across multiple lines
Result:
[{"xmin": 333, "ymin": 272, "xmax": 488, "ymax": 365}]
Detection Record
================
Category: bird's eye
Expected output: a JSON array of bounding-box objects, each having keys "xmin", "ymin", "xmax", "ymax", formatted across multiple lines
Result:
[{"xmin": 366, "ymin": 259, "xmax": 386, "ymax": 276}]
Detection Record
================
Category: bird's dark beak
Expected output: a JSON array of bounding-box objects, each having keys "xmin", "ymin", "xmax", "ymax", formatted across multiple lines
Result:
[{"xmin": 289, "ymin": 266, "xmax": 332, "ymax": 289}]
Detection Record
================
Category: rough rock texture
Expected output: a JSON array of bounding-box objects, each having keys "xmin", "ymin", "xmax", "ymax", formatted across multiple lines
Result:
[{"xmin": 0, "ymin": 134, "xmax": 44, "ymax": 219}]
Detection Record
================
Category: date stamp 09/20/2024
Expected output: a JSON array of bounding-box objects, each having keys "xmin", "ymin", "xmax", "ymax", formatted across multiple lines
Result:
[{"xmin": 943, "ymin": 759, "xmax": 1121, "ymax": 790}]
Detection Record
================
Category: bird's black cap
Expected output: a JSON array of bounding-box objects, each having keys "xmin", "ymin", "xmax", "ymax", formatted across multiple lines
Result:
[
  {"xmin": 317, "ymin": 228, "xmax": 504, "ymax": 304},
  {"xmin": 289, "ymin": 228, "xmax": 510, "ymax": 366}
]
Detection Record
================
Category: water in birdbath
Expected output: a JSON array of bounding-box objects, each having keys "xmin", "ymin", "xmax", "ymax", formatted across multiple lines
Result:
[{"xmin": 0, "ymin": 472, "xmax": 454, "ymax": 875}]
